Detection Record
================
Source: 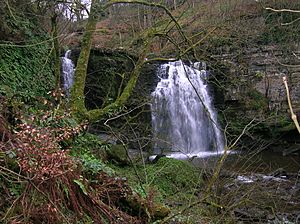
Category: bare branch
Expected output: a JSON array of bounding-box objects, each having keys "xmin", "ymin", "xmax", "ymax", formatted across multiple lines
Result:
[
  {"xmin": 281, "ymin": 17, "xmax": 300, "ymax": 26},
  {"xmin": 283, "ymin": 76, "xmax": 300, "ymax": 134},
  {"xmin": 265, "ymin": 7, "xmax": 300, "ymax": 13},
  {"xmin": 104, "ymin": 0, "xmax": 192, "ymax": 45}
]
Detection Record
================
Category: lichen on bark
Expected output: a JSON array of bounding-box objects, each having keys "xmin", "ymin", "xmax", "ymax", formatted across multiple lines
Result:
[
  {"xmin": 70, "ymin": 0, "xmax": 180, "ymax": 123},
  {"xmin": 70, "ymin": 0, "xmax": 100, "ymax": 120},
  {"xmin": 70, "ymin": 0, "xmax": 154, "ymax": 123}
]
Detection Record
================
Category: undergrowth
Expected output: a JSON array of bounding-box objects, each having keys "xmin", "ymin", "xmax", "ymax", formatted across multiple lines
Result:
[
  {"xmin": 0, "ymin": 95, "xmax": 151, "ymax": 224},
  {"xmin": 113, "ymin": 157, "xmax": 203, "ymax": 200},
  {"xmin": 71, "ymin": 133, "xmax": 115, "ymax": 176}
]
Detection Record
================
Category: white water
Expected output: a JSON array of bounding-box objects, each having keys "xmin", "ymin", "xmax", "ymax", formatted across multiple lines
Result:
[
  {"xmin": 151, "ymin": 60, "xmax": 224, "ymax": 157},
  {"xmin": 61, "ymin": 50, "xmax": 75, "ymax": 97}
]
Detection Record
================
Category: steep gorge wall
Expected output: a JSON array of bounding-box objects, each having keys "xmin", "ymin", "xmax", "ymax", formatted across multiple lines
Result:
[{"xmin": 210, "ymin": 44, "xmax": 300, "ymax": 149}]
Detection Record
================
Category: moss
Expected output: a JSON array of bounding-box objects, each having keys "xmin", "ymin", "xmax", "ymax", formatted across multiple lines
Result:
[
  {"xmin": 113, "ymin": 157, "xmax": 202, "ymax": 198},
  {"xmin": 106, "ymin": 144, "xmax": 130, "ymax": 166},
  {"xmin": 110, "ymin": 157, "xmax": 205, "ymax": 223},
  {"xmin": 245, "ymin": 89, "xmax": 268, "ymax": 110},
  {"xmin": 145, "ymin": 157, "xmax": 202, "ymax": 196},
  {"xmin": 70, "ymin": 0, "xmax": 100, "ymax": 120}
]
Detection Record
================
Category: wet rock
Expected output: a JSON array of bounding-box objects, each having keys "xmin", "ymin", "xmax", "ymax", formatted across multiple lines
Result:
[
  {"xmin": 234, "ymin": 208, "xmax": 267, "ymax": 223},
  {"xmin": 268, "ymin": 168, "xmax": 287, "ymax": 177}
]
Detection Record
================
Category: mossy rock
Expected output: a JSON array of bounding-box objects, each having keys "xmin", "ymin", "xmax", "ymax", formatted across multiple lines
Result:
[
  {"xmin": 152, "ymin": 203, "xmax": 171, "ymax": 220},
  {"xmin": 146, "ymin": 157, "xmax": 202, "ymax": 196},
  {"xmin": 114, "ymin": 157, "xmax": 203, "ymax": 197},
  {"xmin": 110, "ymin": 158, "xmax": 203, "ymax": 222},
  {"xmin": 106, "ymin": 144, "xmax": 130, "ymax": 166},
  {"xmin": 125, "ymin": 193, "xmax": 170, "ymax": 221}
]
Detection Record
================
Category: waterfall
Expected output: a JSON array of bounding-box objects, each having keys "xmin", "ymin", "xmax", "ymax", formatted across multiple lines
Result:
[
  {"xmin": 61, "ymin": 50, "xmax": 75, "ymax": 97},
  {"xmin": 151, "ymin": 60, "xmax": 224, "ymax": 157}
]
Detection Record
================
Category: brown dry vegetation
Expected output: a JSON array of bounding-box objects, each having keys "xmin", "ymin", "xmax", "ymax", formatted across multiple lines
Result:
[{"xmin": 62, "ymin": 0, "xmax": 298, "ymax": 58}]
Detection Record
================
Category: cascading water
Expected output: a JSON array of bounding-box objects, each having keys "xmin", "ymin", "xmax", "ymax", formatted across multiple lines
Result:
[
  {"xmin": 151, "ymin": 60, "xmax": 224, "ymax": 157},
  {"xmin": 61, "ymin": 50, "xmax": 75, "ymax": 97}
]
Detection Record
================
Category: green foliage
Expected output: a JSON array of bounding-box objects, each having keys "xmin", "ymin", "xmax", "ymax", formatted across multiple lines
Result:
[
  {"xmin": 72, "ymin": 133, "xmax": 103, "ymax": 151},
  {"xmin": 145, "ymin": 157, "xmax": 202, "ymax": 196},
  {"xmin": 0, "ymin": 44, "xmax": 54, "ymax": 100},
  {"xmin": 114, "ymin": 157, "xmax": 202, "ymax": 198},
  {"xmin": 74, "ymin": 178, "xmax": 88, "ymax": 195},
  {"xmin": 245, "ymin": 89, "xmax": 268, "ymax": 110},
  {"xmin": 0, "ymin": 0, "xmax": 46, "ymax": 41},
  {"xmin": 79, "ymin": 152, "xmax": 115, "ymax": 176},
  {"xmin": 255, "ymin": 71, "xmax": 265, "ymax": 79},
  {"xmin": 0, "ymin": 0, "xmax": 54, "ymax": 100},
  {"xmin": 71, "ymin": 133, "xmax": 114, "ymax": 175}
]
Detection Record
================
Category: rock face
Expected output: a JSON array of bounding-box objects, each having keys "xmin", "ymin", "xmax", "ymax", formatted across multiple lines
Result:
[
  {"xmin": 69, "ymin": 47, "xmax": 299, "ymax": 151},
  {"xmin": 210, "ymin": 44, "xmax": 300, "ymax": 148},
  {"xmin": 69, "ymin": 48, "xmax": 160, "ymax": 151},
  {"xmin": 69, "ymin": 48, "xmax": 136, "ymax": 110}
]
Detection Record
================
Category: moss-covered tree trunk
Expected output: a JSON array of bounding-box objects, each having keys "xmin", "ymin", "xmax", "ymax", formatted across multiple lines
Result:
[
  {"xmin": 70, "ymin": 0, "xmax": 99, "ymax": 119},
  {"xmin": 70, "ymin": 0, "xmax": 152, "ymax": 122},
  {"xmin": 87, "ymin": 40, "xmax": 151, "ymax": 122},
  {"xmin": 69, "ymin": 0, "xmax": 177, "ymax": 123}
]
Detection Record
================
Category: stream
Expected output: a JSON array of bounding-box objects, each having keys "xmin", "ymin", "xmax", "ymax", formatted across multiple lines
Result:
[{"xmin": 192, "ymin": 151, "xmax": 300, "ymax": 223}]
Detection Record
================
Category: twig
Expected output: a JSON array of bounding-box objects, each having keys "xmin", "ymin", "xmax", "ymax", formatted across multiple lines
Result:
[
  {"xmin": 1, "ymin": 193, "xmax": 23, "ymax": 222},
  {"xmin": 228, "ymin": 118, "xmax": 256, "ymax": 150},
  {"xmin": 0, "ymin": 165, "xmax": 28, "ymax": 180},
  {"xmin": 265, "ymin": 7, "xmax": 300, "ymax": 13},
  {"xmin": 281, "ymin": 17, "xmax": 300, "ymax": 26},
  {"xmin": 4, "ymin": 0, "xmax": 16, "ymax": 21},
  {"xmin": 104, "ymin": 103, "xmax": 149, "ymax": 126},
  {"xmin": 160, "ymin": 196, "xmax": 219, "ymax": 224},
  {"xmin": 30, "ymin": 182, "xmax": 71, "ymax": 224},
  {"xmin": 283, "ymin": 76, "xmax": 300, "ymax": 134},
  {"xmin": 104, "ymin": 121, "xmax": 147, "ymax": 196}
]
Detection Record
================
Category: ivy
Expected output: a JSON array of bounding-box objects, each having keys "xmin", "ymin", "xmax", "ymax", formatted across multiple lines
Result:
[{"xmin": 0, "ymin": 42, "xmax": 54, "ymax": 100}]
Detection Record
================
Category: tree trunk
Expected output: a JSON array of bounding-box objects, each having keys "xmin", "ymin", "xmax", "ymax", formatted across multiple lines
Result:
[
  {"xmin": 69, "ymin": 0, "xmax": 178, "ymax": 123},
  {"xmin": 87, "ymin": 40, "xmax": 151, "ymax": 122},
  {"xmin": 70, "ymin": 0, "xmax": 99, "ymax": 119}
]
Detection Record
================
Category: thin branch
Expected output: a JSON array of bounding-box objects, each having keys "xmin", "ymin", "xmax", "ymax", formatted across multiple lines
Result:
[
  {"xmin": 281, "ymin": 17, "xmax": 300, "ymax": 26},
  {"xmin": 179, "ymin": 27, "xmax": 217, "ymax": 57},
  {"xmin": 283, "ymin": 76, "xmax": 300, "ymax": 134},
  {"xmin": 265, "ymin": 7, "xmax": 300, "ymax": 13},
  {"xmin": 0, "ymin": 165, "xmax": 28, "ymax": 180},
  {"xmin": 4, "ymin": 0, "xmax": 17, "ymax": 21},
  {"xmin": 228, "ymin": 118, "xmax": 256, "ymax": 150},
  {"xmin": 103, "ymin": 103, "xmax": 149, "ymax": 126},
  {"xmin": 104, "ymin": 0, "xmax": 191, "ymax": 45}
]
